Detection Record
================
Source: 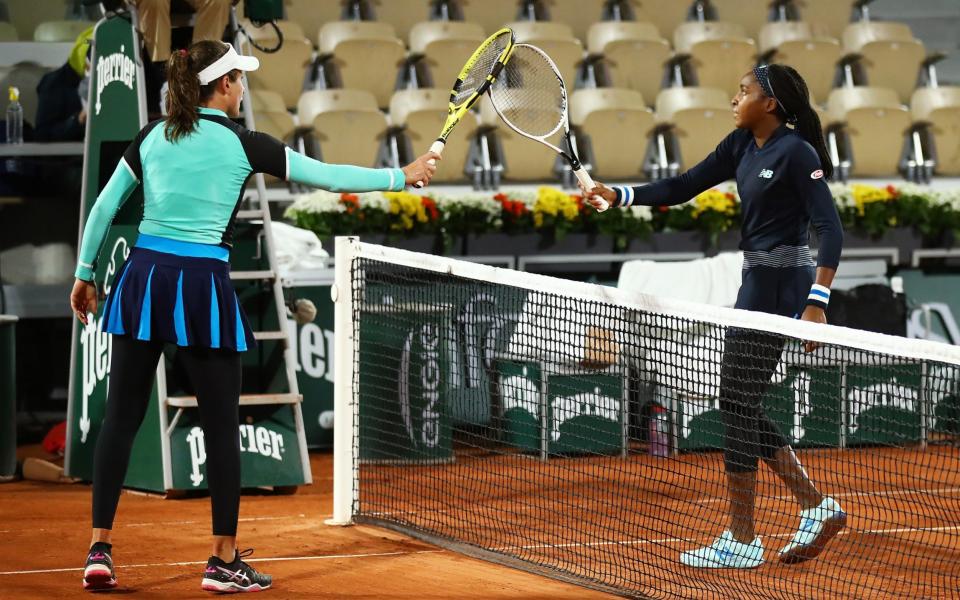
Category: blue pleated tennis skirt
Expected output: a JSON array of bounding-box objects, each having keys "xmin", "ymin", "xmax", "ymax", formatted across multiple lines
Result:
[
  {"xmin": 735, "ymin": 264, "xmax": 816, "ymax": 319},
  {"xmin": 101, "ymin": 234, "xmax": 255, "ymax": 351}
]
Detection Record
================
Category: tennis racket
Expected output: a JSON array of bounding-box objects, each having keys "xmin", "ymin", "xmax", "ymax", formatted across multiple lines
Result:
[
  {"xmin": 487, "ymin": 43, "xmax": 609, "ymax": 211},
  {"xmin": 413, "ymin": 27, "xmax": 515, "ymax": 188}
]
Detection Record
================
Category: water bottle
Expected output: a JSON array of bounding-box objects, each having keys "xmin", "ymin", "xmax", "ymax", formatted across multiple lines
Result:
[
  {"xmin": 649, "ymin": 405, "xmax": 670, "ymax": 457},
  {"xmin": 6, "ymin": 86, "xmax": 23, "ymax": 144}
]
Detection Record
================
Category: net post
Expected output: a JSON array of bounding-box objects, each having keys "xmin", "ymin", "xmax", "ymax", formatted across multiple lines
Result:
[{"xmin": 326, "ymin": 236, "xmax": 359, "ymax": 526}]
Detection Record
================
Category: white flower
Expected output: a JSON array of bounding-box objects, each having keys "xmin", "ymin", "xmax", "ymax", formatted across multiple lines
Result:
[
  {"xmin": 285, "ymin": 190, "xmax": 344, "ymax": 216},
  {"xmin": 434, "ymin": 195, "xmax": 501, "ymax": 222},
  {"xmin": 357, "ymin": 191, "xmax": 390, "ymax": 212},
  {"xmin": 828, "ymin": 183, "xmax": 854, "ymax": 210},
  {"xmin": 629, "ymin": 205, "xmax": 653, "ymax": 221}
]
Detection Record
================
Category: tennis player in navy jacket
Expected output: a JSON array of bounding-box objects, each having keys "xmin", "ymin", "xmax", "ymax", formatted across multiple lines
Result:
[{"xmin": 585, "ymin": 64, "xmax": 846, "ymax": 569}]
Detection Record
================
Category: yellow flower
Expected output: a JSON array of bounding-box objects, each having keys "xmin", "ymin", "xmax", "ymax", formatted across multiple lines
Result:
[
  {"xmin": 850, "ymin": 184, "xmax": 893, "ymax": 216},
  {"xmin": 692, "ymin": 189, "xmax": 736, "ymax": 218},
  {"xmin": 385, "ymin": 191, "xmax": 427, "ymax": 231},
  {"xmin": 532, "ymin": 186, "xmax": 579, "ymax": 226}
]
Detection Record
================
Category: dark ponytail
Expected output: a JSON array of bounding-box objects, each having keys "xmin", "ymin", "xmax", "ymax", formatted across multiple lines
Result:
[
  {"xmin": 164, "ymin": 40, "xmax": 235, "ymax": 142},
  {"xmin": 766, "ymin": 64, "xmax": 834, "ymax": 180}
]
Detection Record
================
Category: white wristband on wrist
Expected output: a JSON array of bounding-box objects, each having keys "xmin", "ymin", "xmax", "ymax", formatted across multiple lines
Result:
[{"xmin": 807, "ymin": 284, "xmax": 830, "ymax": 310}]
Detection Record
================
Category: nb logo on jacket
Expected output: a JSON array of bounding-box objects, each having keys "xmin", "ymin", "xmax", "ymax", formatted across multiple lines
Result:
[{"xmin": 758, "ymin": 169, "xmax": 774, "ymax": 179}]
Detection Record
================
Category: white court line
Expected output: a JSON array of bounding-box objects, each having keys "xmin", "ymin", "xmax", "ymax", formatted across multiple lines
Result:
[
  {"xmin": 0, "ymin": 514, "xmax": 315, "ymax": 534},
  {"xmin": 0, "ymin": 549, "xmax": 444, "ymax": 576},
  {"xmin": 494, "ymin": 524, "xmax": 960, "ymax": 552}
]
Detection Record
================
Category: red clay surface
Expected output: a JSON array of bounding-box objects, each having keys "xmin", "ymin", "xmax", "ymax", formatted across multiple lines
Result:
[{"xmin": 0, "ymin": 447, "xmax": 614, "ymax": 599}]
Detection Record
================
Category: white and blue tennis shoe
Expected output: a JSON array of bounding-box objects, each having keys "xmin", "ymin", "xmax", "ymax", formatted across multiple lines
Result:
[
  {"xmin": 679, "ymin": 530, "xmax": 765, "ymax": 569},
  {"xmin": 778, "ymin": 496, "xmax": 846, "ymax": 564}
]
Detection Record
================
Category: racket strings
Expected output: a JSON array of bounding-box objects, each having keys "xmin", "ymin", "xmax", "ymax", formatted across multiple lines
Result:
[
  {"xmin": 454, "ymin": 33, "xmax": 512, "ymax": 106},
  {"xmin": 489, "ymin": 45, "xmax": 565, "ymax": 139}
]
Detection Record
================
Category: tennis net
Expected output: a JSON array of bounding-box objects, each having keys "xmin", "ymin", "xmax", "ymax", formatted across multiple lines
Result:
[{"xmin": 329, "ymin": 238, "xmax": 960, "ymax": 599}]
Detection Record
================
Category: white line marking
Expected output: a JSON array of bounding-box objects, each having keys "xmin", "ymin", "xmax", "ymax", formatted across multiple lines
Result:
[
  {"xmin": 0, "ymin": 514, "xmax": 314, "ymax": 534},
  {"xmin": 695, "ymin": 486, "xmax": 960, "ymax": 506},
  {"xmin": 0, "ymin": 550, "xmax": 443, "ymax": 576}
]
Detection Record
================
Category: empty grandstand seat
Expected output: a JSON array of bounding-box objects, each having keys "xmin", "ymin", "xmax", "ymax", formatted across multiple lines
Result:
[
  {"xmin": 826, "ymin": 86, "xmax": 910, "ymax": 176},
  {"xmin": 911, "ymin": 86, "xmax": 960, "ymax": 176},
  {"xmin": 587, "ymin": 22, "xmax": 670, "ymax": 108},
  {"xmin": 629, "ymin": 0, "xmax": 690, "ymax": 46},
  {"xmin": 842, "ymin": 22, "xmax": 925, "ymax": 103},
  {"xmin": 570, "ymin": 88, "xmax": 654, "ymax": 180},
  {"xmin": 0, "ymin": 22, "xmax": 19, "ymax": 41},
  {"xmin": 34, "ymin": 20, "xmax": 93, "ymax": 42},
  {"xmin": 459, "ymin": 0, "xmax": 519, "ymax": 35},
  {"xmin": 248, "ymin": 90, "xmax": 295, "ymax": 142},
  {"xmin": 674, "ymin": 21, "xmax": 756, "ymax": 98},
  {"xmin": 390, "ymin": 88, "xmax": 476, "ymax": 183},
  {"xmin": 370, "ymin": 0, "xmax": 436, "ymax": 43},
  {"xmin": 279, "ymin": 0, "xmax": 343, "ymax": 45},
  {"xmin": 409, "ymin": 21, "xmax": 486, "ymax": 88},
  {"xmin": 712, "ymin": 0, "xmax": 770, "ymax": 40},
  {"xmin": 759, "ymin": 21, "xmax": 841, "ymax": 104},
  {"xmin": 479, "ymin": 94, "xmax": 556, "ymax": 181},
  {"xmin": 5, "ymin": 0, "xmax": 70, "ymax": 42},
  {"xmin": 797, "ymin": 0, "xmax": 857, "ymax": 39},
  {"xmin": 318, "ymin": 21, "xmax": 406, "ymax": 108},
  {"xmin": 507, "ymin": 21, "xmax": 584, "ymax": 93},
  {"xmin": 241, "ymin": 19, "xmax": 313, "ymax": 110},
  {"xmin": 542, "ymin": 0, "xmax": 606, "ymax": 44},
  {"xmin": 298, "ymin": 89, "xmax": 387, "ymax": 167},
  {"xmin": 655, "ymin": 87, "xmax": 732, "ymax": 170}
]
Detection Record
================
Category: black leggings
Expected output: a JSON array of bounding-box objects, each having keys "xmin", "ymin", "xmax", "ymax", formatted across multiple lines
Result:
[
  {"xmin": 720, "ymin": 330, "xmax": 791, "ymax": 473},
  {"xmin": 92, "ymin": 335, "xmax": 242, "ymax": 536}
]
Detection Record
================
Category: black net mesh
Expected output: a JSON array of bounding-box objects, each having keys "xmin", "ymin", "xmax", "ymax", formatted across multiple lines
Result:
[
  {"xmin": 489, "ymin": 44, "xmax": 566, "ymax": 139},
  {"xmin": 350, "ymin": 256, "xmax": 960, "ymax": 600},
  {"xmin": 453, "ymin": 31, "xmax": 512, "ymax": 107}
]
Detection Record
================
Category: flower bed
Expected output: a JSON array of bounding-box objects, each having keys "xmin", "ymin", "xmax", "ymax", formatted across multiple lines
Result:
[{"xmin": 283, "ymin": 184, "xmax": 960, "ymax": 254}]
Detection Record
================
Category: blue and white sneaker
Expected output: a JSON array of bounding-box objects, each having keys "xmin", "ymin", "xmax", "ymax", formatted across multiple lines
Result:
[
  {"xmin": 779, "ymin": 496, "xmax": 846, "ymax": 564},
  {"xmin": 679, "ymin": 530, "xmax": 765, "ymax": 569}
]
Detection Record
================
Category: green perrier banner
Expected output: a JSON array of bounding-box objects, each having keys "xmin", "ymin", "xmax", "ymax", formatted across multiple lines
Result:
[{"xmin": 65, "ymin": 14, "xmax": 148, "ymax": 483}]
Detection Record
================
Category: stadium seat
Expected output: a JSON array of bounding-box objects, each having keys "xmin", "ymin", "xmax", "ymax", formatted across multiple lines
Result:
[
  {"xmin": 459, "ymin": 0, "xmax": 518, "ymax": 36},
  {"xmin": 390, "ymin": 88, "xmax": 476, "ymax": 183},
  {"xmin": 279, "ymin": 0, "xmax": 343, "ymax": 46},
  {"xmin": 542, "ymin": 0, "xmax": 606, "ymax": 44},
  {"xmin": 248, "ymin": 90, "xmax": 295, "ymax": 143},
  {"xmin": 797, "ymin": 0, "xmax": 857, "ymax": 40},
  {"xmin": 911, "ymin": 86, "xmax": 960, "ymax": 175},
  {"xmin": 655, "ymin": 87, "xmax": 732, "ymax": 170},
  {"xmin": 318, "ymin": 21, "xmax": 406, "ymax": 108},
  {"xmin": 507, "ymin": 21, "xmax": 584, "ymax": 94},
  {"xmin": 569, "ymin": 88, "xmax": 654, "ymax": 180},
  {"xmin": 479, "ymin": 94, "xmax": 556, "ymax": 181},
  {"xmin": 629, "ymin": 0, "xmax": 691, "ymax": 46},
  {"xmin": 5, "ymin": 0, "xmax": 70, "ymax": 42},
  {"xmin": 241, "ymin": 19, "xmax": 313, "ymax": 110},
  {"xmin": 409, "ymin": 21, "xmax": 486, "ymax": 89},
  {"xmin": 759, "ymin": 22, "xmax": 841, "ymax": 104},
  {"xmin": 826, "ymin": 86, "xmax": 910, "ymax": 176},
  {"xmin": 370, "ymin": 0, "xmax": 436, "ymax": 44},
  {"xmin": 33, "ymin": 20, "xmax": 93, "ymax": 42},
  {"xmin": 674, "ymin": 22, "xmax": 757, "ymax": 99},
  {"xmin": 298, "ymin": 89, "xmax": 388, "ymax": 167},
  {"xmin": 0, "ymin": 22, "xmax": 19, "ymax": 41},
  {"xmin": 711, "ymin": 0, "xmax": 770, "ymax": 40},
  {"xmin": 586, "ymin": 22, "xmax": 670, "ymax": 108},
  {"xmin": 842, "ymin": 22, "xmax": 925, "ymax": 104}
]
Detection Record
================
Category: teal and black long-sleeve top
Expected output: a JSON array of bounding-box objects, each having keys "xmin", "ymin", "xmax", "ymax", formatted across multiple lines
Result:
[{"xmin": 76, "ymin": 106, "xmax": 405, "ymax": 281}]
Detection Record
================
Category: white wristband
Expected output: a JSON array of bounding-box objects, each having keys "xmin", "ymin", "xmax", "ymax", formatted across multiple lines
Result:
[{"xmin": 807, "ymin": 284, "xmax": 830, "ymax": 309}]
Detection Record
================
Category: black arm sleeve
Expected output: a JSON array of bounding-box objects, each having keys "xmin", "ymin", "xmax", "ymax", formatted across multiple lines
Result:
[
  {"xmin": 239, "ymin": 130, "xmax": 288, "ymax": 180},
  {"xmin": 121, "ymin": 120, "xmax": 162, "ymax": 181},
  {"xmin": 790, "ymin": 145, "xmax": 843, "ymax": 269},
  {"xmin": 618, "ymin": 130, "xmax": 740, "ymax": 207}
]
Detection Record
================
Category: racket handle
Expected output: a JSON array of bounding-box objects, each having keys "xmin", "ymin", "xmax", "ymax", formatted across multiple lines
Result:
[
  {"xmin": 413, "ymin": 140, "xmax": 446, "ymax": 189},
  {"xmin": 573, "ymin": 167, "xmax": 609, "ymax": 212}
]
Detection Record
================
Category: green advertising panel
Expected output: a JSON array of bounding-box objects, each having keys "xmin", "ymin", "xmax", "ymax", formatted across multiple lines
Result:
[
  {"xmin": 65, "ymin": 14, "xmax": 147, "ymax": 481},
  {"xmin": 547, "ymin": 371, "xmax": 625, "ymax": 455},
  {"xmin": 358, "ymin": 304, "xmax": 454, "ymax": 462},
  {"xmin": 500, "ymin": 360, "xmax": 542, "ymax": 452}
]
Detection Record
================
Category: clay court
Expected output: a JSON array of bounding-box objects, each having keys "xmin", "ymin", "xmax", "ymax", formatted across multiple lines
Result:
[{"xmin": 5, "ymin": 442, "xmax": 957, "ymax": 599}]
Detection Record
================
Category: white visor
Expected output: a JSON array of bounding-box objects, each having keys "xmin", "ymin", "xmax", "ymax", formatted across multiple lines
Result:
[{"xmin": 197, "ymin": 45, "xmax": 259, "ymax": 86}]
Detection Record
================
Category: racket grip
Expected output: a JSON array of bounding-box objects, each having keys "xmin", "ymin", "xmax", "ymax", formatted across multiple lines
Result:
[
  {"xmin": 573, "ymin": 168, "xmax": 609, "ymax": 212},
  {"xmin": 413, "ymin": 140, "xmax": 446, "ymax": 189}
]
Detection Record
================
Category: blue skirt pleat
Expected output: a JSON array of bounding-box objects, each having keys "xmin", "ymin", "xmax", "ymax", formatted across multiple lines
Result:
[{"xmin": 101, "ymin": 247, "xmax": 255, "ymax": 352}]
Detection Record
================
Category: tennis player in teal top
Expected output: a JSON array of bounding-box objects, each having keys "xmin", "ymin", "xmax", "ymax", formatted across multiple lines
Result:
[{"xmin": 71, "ymin": 40, "xmax": 438, "ymax": 593}]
